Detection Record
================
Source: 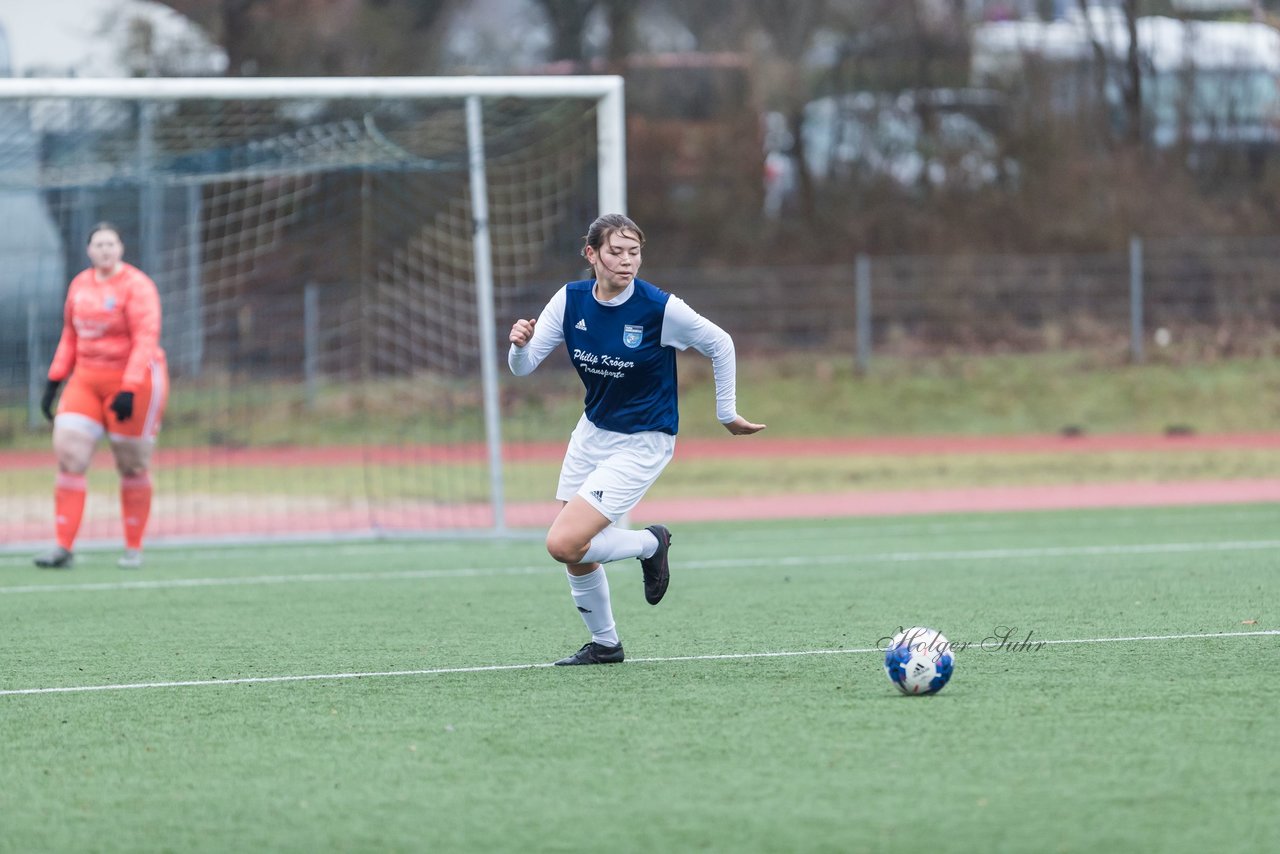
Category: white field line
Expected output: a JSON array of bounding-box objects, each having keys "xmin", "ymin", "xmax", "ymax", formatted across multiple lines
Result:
[
  {"xmin": 2, "ymin": 630, "xmax": 1276, "ymax": 698},
  {"xmin": 0, "ymin": 565, "xmax": 553, "ymax": 594},
  {"xmin": 4, "ymin": 538, "xmax": 1280, "ymax": 596}
]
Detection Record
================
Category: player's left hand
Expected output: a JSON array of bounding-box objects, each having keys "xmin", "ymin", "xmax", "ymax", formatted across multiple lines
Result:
[
  {"xmin": 722, "ymin": 415, "xmax": 766, "ymax": 435},
  {"xmin": 110, "ymin": 391, "xmax": 135, "ymax": 422}
]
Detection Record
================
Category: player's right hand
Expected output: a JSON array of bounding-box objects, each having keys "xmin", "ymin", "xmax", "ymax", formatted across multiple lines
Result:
[
  {"xmin": 509, "ymin": 318, "xmax": 536, "ymax": 347},
  {"xmin": 40, "ymin": 379, "xmax": 62, "ymax": 422}
]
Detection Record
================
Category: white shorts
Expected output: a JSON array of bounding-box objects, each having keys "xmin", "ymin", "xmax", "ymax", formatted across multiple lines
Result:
[{"xmin": 556, "ymin": 414, "xmax": 676, "ymax": 522}]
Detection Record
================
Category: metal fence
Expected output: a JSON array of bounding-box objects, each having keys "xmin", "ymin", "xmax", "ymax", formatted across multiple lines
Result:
[
  {"xmin": 656, "ymin": 235, "xmax": 1280, "ymax": 368},
  {"xmin": 12, "ymin": 235, "xmax": 1280, "ymax": 421}
]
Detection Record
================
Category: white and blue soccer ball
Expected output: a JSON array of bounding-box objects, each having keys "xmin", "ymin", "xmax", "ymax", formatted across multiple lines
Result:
[{"xmin": 884, "ymin": 626, "xmax": 955, "ymax": 695}]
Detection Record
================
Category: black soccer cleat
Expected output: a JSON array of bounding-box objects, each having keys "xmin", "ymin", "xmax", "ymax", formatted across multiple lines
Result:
[
  {"xmin": 34, "ymin": 546, "xmax": 74, "ymax": 569},
  {"xmin": 553, "ymin": 642, "xmax": 625, "ymax": 666},
  {"xmin": 640, "ymin": 524, "xmax": 671, "ymax": 605}
]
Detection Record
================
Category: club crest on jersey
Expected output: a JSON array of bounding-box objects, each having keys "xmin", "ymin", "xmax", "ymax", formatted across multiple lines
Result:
[
  {"xmin": 622, "ymin": 325, "xmax": 643, "ymax": 348},
  {"xmin": 104, "ymin": 295, "xmax": 116, "ymax": 310}
]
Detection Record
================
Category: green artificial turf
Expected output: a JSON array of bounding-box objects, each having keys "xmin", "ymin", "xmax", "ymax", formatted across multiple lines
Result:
[{"xmin": 2, "ymin": 505, "xmax": 1277, "ymax": 852}]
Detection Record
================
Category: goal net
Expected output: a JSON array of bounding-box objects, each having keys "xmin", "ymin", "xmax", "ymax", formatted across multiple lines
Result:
[{"xmin": 0, "ymin": 76, "xmax": 625, "ymax": 547}]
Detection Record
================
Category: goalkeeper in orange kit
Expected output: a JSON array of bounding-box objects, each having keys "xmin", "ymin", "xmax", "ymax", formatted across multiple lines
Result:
[{"xmin": 34, "ymin": 223, "xmax": 169, "ymax": 570}]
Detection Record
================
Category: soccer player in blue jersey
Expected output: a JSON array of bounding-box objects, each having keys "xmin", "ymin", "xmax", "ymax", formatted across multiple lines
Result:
[{"xmin": 509, "ymin": 214, "xmax": 766, "ymax": 665}]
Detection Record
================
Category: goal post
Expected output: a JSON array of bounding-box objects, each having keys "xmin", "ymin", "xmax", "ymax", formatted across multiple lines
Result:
[{"xmin": 0, "ymin": 75, "xmax": 626, "ymax": 547}]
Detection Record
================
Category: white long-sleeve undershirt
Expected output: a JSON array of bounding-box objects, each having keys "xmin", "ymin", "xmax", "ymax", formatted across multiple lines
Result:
[{"xmin": 508, "ymin": 283, "xmax": 739, "ymax": 424}]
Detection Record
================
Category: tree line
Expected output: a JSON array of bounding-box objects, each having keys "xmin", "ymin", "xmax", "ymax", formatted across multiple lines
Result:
[{"xmin": 154, "ymin": 0, "xmax": 1280, "ymax": 263}]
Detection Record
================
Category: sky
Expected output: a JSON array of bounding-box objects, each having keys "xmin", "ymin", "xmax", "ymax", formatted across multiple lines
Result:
[{"xmin": 0, "ymin": 0, "xmax": 225, "ymax": 77}]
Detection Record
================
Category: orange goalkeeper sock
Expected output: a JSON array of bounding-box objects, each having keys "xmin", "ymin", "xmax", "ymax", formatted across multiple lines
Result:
[
  {"xmin": 55, "ymin": 472, "xmax": 87, "ymax": 550},
  {"xmin": 120, "ymin": 473, "xmax": 153, "ymax": 550}
]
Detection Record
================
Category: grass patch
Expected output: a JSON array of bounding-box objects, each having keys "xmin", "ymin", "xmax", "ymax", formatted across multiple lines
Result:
[
  {"xmin": 1, "ymin": 506, "xmax": 1277, "ymax": 852},
  {"xmin": 677, "ymin": 349, "xmax": 1280, "ymax": 438},
  {"xmin": 4, "ymin": 351, "xmax": 1280, "ymax": 451}
]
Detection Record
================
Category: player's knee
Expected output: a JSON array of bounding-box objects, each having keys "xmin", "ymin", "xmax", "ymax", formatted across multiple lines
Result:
[
  {"xmin": 545, "ymin": 530, "xmax": 587, "ymax": 565},
  {"xmin": 110, "ymin": 441, "xmax": 150, "ymax": 477},
  {"xmin": 116, "ymin": 461, "xmax": 147, "ymax": 478},
  {"xmin": 53, "ymin": 443, "xmax": 92, "ymax": 475},
  {"xmin": 55, "ymin": 455, "xmax": 90, "ymax": 476}
]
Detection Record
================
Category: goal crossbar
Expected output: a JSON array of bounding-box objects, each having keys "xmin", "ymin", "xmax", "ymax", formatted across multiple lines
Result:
[
  {"xmin": 0, "ymin": 76, "xmax": 624, "ymax": 101},
  {"xmin": 0, "ymin": 76, "xmax": 627, "ymax": 214}
]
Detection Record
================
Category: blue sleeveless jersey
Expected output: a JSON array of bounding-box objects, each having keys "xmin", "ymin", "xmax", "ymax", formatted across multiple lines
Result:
[{"xmin": 562, "ymin": 278, "xmax": 678, "ymax": 435}]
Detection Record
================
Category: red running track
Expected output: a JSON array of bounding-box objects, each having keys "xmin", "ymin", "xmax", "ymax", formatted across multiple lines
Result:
[{"xmin": 6, "ymin": 478, "xmax": 1280, "ymax": 545}]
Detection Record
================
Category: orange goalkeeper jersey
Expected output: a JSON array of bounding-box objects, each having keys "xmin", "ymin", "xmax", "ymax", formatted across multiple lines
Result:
[{"xmin": 48, "ymin": 263, "xmax": 165, "ymax": 392}]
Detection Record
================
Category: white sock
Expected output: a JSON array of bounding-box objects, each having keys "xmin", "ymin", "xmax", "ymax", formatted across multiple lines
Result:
[
  {"xmin": 581, "ymin": 526, "xmax": 655, "ymax": 565},
  {"xmin": 638, "ymin": 528, "xmax": 659, "ymax": 560},
  {"xmin": 567, "ymin": 567, "xmax": 619, "ymax": 647}
]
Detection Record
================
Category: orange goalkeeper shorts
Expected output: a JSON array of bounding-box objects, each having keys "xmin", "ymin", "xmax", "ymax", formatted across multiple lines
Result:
[{"xmin": 56, "ymin": 356, "xmax": 169, "ymax": 441}]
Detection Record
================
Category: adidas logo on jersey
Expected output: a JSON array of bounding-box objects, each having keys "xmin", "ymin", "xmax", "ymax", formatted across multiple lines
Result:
[{"xmin": 575, "ymin": 319, "xmax": 587, "ymax": 331}]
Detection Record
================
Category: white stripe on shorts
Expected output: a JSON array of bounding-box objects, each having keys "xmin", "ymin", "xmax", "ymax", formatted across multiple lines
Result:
[{"xmin": 142, "ymin": 359, "xmax": 167, "ymax": 439}]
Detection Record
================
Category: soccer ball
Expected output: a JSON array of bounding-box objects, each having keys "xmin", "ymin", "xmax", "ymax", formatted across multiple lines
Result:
[{"xmin": 883, "ymin": 626, "xmax": 955, "ymax": 695}]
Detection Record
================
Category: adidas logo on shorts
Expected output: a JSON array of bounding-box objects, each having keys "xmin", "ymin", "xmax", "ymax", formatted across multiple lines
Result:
[{"xmin": 591, "ymin": 490, "xmax": 604, "ymax": 501}]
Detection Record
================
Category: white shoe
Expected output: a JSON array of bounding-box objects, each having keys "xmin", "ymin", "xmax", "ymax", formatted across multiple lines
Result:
[
  {"xmin": 34, "ymin": 546, "xmax": 74, "ymax": 569},
  {"xmin": 118, "ymin": 549, "xmax": 143, "ymax": 569}
]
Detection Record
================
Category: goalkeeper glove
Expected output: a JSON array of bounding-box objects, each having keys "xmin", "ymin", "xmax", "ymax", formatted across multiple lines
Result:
[
  {"xmin": 110, "ymin": 391, "xmax": 135, "ymax": 422},
  {"xmin": 40, "ymin": 379, "xmax": 62, "ymax": 422}
]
